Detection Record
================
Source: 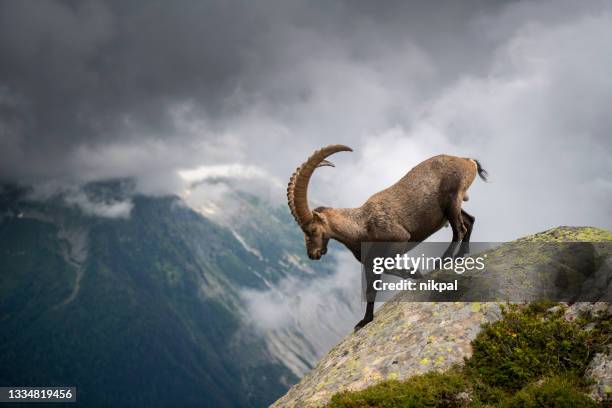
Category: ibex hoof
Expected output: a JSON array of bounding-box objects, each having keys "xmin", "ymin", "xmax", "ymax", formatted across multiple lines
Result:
[{"xmin": 354, "ymin": 319, "xmax": 372, "ymax": 333}]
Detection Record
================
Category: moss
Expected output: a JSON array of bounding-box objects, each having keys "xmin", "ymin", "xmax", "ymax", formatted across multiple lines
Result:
[
  {"xmin": 329, "ymin": 302, "xmax": 608, "ymax": 407},
  {"xmin": 500, "ymin": 376, "xmax": 599, "ymax": 408},
  {"xmin": 329, "ymin": 371, "xmax": 469, "ymax": 408},
  {"xmin": 520, "ymin": 226, "xmax": 612, "ymax": 243}
]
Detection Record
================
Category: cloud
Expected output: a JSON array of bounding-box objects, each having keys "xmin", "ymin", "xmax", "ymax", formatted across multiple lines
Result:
[
  {"xmin": 178, "ymin": 164, "xmax": 270, "ymax": 184},
  {"xmin": 178, "ymin": 163, "xmax": 285, "ymax": 220},
  {"xmin": 63, "ymin": 190, "xmax": 133, "ymax": 219},
  {"xmin": 0, "ymin": 0, "xmax": 610, "ymax": 235},
  {"xmin": 240, "ymin": 250, "xmax": 363, "ymax": 375},
  {"xmin": 0, "ymin": 0, "xmax": 505, "ymax": 186},
  {"xmin": 26, "ymin": 182, "xmax": 134, "ymax": 219},
  {"xmin": 301, "ymin": 7, "xmax": 612, "ymax": 240}
]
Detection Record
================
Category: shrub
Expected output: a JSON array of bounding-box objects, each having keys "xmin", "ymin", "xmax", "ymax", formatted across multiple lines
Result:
[
  {"xmin": 464, "ymin": 303, "xmax": 592, "ymax": 390},
  {"xmin": 329, "ymin": 371, "xmax": 469, "ymax": 408},
  {"xmin": 500, "ymin": 376, "xmax": 599, "ymax": 408}
]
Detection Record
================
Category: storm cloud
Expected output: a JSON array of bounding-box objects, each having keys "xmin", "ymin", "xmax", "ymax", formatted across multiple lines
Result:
[{"xmin": 0, "ymin": 0, "xmax": 610, "ymax": 236}]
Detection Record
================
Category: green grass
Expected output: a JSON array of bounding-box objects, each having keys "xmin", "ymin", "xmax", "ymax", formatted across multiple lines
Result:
[
  {"xmin": 329, "ymin": 371, "xmax": 468, "ymax": 408},
  {"xmin": 500, "ymin": 376, "xmax": 598, "ymax": 408},
  {"xmin": 330, "ymin": 302, "xmax": 609, "ymax": 407}
]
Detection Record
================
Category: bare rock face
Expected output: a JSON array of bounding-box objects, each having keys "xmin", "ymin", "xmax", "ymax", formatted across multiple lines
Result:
[
  {"xmin": 586, "ymin": 347, "xmax": 612, "ymax": 403},
  {"xmin": 272, "ymin": 227, "xmax": 612, "ymax": 407},
  {"xmin": 568, "ymin": 302, "xmax": 612, "ymax": 403},
  {"xmin": 272, "ymin": 302, "xmax": 501, "ymax": 407}
]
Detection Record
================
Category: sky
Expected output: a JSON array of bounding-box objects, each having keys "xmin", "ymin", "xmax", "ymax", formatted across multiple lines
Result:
[{"xmin": 1, "ymin": 0, "xmax": 611, "ymax": 240}]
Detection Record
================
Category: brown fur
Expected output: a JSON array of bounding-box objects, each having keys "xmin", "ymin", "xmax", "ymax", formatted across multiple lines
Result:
[{"xmin": 310, "ymin": 155, "xmax": 478, "ymax": 260}]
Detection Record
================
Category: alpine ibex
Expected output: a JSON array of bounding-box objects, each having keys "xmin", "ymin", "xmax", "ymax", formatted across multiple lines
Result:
[{"xmin": 287, "ymin": 144, "xmax": 488, "ymax": 331}]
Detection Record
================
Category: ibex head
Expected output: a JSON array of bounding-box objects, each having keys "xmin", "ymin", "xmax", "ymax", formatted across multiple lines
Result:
[{"xmin": 287, "ymin": 145, "xmax": 353, "ymax": 260}]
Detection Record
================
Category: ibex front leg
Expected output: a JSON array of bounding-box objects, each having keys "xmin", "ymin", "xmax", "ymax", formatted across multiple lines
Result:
[
  {"xmin": 355, "ymin": 267, "xmax": 376, "ymax": 332},
  {"xmin": 355, "ymin": 225, "xmax": 411, "ymax": 332}
]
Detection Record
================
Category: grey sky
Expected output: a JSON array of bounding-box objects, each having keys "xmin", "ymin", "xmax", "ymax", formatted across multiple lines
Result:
[{"xmin": 0, "ymin": 0, "xmax": 611, "ymax": 239}]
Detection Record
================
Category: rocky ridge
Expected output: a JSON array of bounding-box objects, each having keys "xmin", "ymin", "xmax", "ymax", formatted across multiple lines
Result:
[{"xmin": 272, "ymin": 226, "xmax": 612, "ymax": 407}]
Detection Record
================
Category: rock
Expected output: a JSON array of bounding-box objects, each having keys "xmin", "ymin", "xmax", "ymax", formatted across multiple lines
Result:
[
  {"xmin": 271, "ymin": 302, "xmax": 501, "ymax": 407},
  {"xmin": 585, "ymin": 345, "xmax": 612, "ymax": 403},
  {"xmin": 272, "ymin": 226, "xmax": 612, "ymax": 407},
  {"xmin": 454, "ymin": 390, "xmax": 472, "ymax": 403},
  {"xmin": 565, "ymin": 302, "xmax": 612, "ymax": 322},
  {"xmin": 564, "ymin": 301, "xmax": 612, "ymax": 402}
]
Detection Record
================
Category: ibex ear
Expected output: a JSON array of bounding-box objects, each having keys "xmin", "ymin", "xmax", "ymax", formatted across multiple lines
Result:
[{"xmin": 312, "ymin": 211, "xmax": 327, "ymax": 223}]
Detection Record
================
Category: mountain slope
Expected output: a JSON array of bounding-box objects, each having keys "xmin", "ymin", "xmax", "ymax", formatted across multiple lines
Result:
[{"xmin": 0, "ymin": 185, "xmax": 342, "ymax": 407}]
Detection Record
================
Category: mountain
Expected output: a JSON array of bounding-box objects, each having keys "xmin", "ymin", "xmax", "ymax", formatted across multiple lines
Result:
[
  {"xmin": 0, "ymin": 182, "xmax": 359, "ymax": 407},
  {"xmin": 194, "ymin": 186, "xmax": 364, "ymax": 378},
  {"xmin": 272, "ymin": 227, "xmax": 612, "ymax": 407}
]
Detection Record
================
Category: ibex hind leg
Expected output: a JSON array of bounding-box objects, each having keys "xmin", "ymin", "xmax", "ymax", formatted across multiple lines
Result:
[
  {"xmin": 442, "ymin": 194, "xmax": 465, "ymax": 259},
  {"xmin": 456, "ymin": 209, "xmax": 475, "ymax": 258},
  {"xmin": 460, "ymin": 209, "xmax": 475, "ymax": 243}
]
